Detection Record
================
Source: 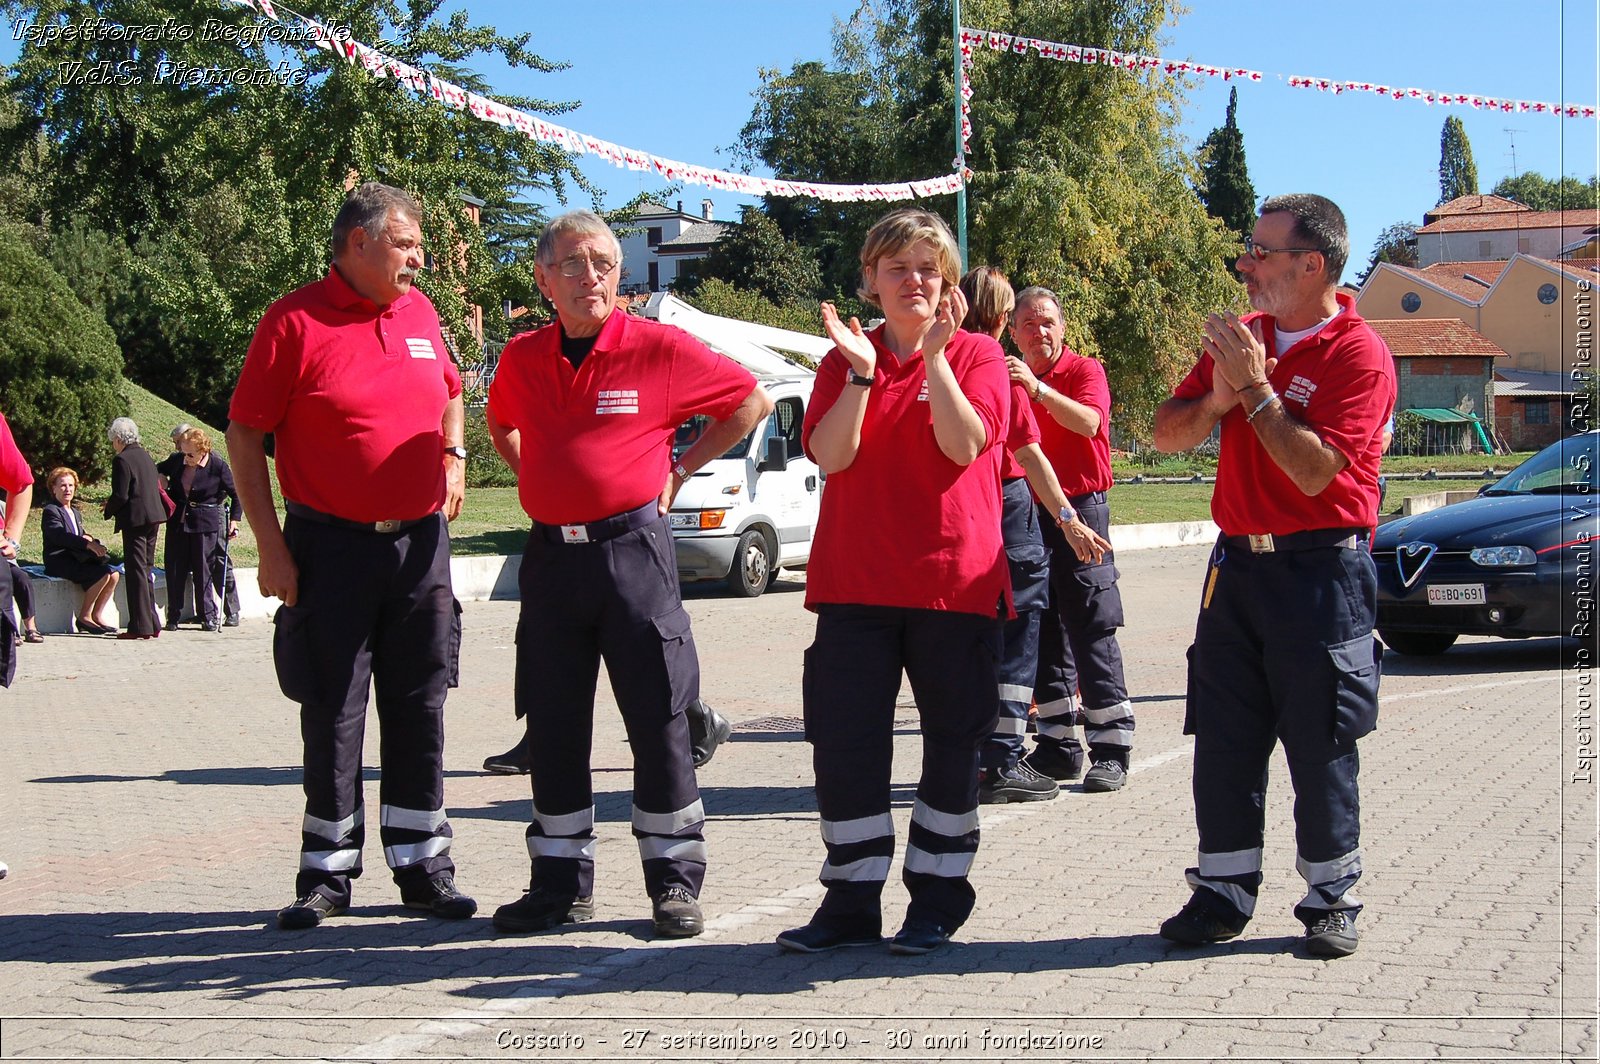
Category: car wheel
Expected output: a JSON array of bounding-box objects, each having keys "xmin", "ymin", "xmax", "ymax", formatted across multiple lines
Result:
[
  {"xmin": 726, "ymin": 529, "xmax": 773, "ymax": 598},
  {"xmin": 1377, "ymin": 629, "xmax": 1458, "ymax": 656}
]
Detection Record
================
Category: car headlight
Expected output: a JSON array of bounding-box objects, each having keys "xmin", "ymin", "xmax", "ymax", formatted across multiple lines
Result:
[{"xmin": 1469, "ymin": 545, "xmax": 1536, "ymax": 567}]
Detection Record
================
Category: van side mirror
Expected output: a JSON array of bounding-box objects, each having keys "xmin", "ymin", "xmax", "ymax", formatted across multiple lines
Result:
[{"xmin": 759, "ymin": 436, "xmax": 789, "ymax": 472}]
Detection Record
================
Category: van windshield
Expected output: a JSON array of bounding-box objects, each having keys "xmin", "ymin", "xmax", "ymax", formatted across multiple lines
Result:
[{"xmin": 673, "ymin": 415, "xmax": 752, "ymax": 460}]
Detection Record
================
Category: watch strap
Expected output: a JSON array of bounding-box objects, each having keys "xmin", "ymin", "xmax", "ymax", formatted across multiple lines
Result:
[{"xmin": 847, "ymin": 369, "xmax": 873, "ymax": 387}]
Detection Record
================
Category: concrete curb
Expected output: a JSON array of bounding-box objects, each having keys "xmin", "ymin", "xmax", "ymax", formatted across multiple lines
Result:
[{"xmin": 25, "ymin": 520, "xmax": 1225, "ymax": 630}]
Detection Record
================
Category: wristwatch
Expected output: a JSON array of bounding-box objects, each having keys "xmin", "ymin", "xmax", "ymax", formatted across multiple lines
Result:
[
  {"xmin": 847, "ymin": 369, "xmax": 873, "ymax": 387},
  {"xmin": 674, "ymin": 462, "xmax": 691, "ymax": 481},
  {"xmin": 1057, "ymin": 503, "xmax": 1077, "ymax": 525},
  {"xmin": 443, "ymin": 445, "xmax": 467, "ymax": 460}
]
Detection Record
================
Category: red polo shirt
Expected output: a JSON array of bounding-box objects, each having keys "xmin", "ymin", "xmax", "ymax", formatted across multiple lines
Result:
[
  {"xmin": 1002, "ymin": 380, "xmax": 1039, "ymax": 480},
  {"xmin": 0, "ymin": 414, "xmax": 30, "ymax": 494},
  {"xmin": 487, "ymin": 309, "xmax": 757, "ymax": 524},
  {"xmin": 1172, "ymin": 293, "xmax": 1395, "ymax": 535},
  {"xmin": 802, "ymin": 326, "xmax": 1011, "ymax": 618},
  {"xmin": 1032, "ymin": 348, "xmax": 1113, "ymax": 496},
  {"xmin": 230, "ymin": 268, "xmax": 461, "ymax": 523}
]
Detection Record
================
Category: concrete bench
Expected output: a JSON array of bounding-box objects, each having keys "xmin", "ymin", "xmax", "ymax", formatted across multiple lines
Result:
[{"xmin": 14, "ymin": 565, "xmax": 169, "ymax": 634}]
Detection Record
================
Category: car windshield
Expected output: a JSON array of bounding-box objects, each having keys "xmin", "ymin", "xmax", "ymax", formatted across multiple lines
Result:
[
  {"xmin": 1483, "ymin": 433, "xmax": 1599, "ymax": 496},
  {"xmin": 672, "ymin": 415, "xmax": 752, "ymax": 460}
]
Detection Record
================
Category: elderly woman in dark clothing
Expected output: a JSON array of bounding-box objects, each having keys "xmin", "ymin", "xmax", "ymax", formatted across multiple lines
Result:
[
  {"xmin": 103, "ymin": 417, "xmax": 165, "ymax": 638},
  {"xmin": 157, "ymin": 427, "xmax": 240, "ymax": 631},
  {"xmin": 41, "ymin": 466, "xmax": 121, "ymax": 634}
]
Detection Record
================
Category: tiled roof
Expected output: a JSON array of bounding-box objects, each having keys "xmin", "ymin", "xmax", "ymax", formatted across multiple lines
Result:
[
  {"xmin": 1417, "ymin": 260, "xmax": 1506, "ymax": 294},
  {"xmin": 1377, "ymin": 263, "xmax": 1490, "ymax": 303},
  {"xmin": 656, "ymin": 221, "xmax": 731, "ymax": 251},
  {"xmin": 1425, "ymin": 194, "xmax": 1529, "ymax": 220},
  {"xmin": 1416, "ymin": 208, "xmax": 1600, "ymax": 234},
  {"xmin": 1365, "ymin": 318, "xmax": 1507, "ymax": 358}
]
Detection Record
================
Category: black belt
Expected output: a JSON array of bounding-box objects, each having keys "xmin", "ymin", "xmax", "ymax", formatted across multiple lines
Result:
[
  {"xmin": 1001, "ymin": 476, "xmax": 1026, "ymax": 485},
  {"xmin": 285, "ymin": 500, "xmax": 433, "ymax": 535},
  {"xmin": 1221, "ymin": 527, "xmax": 1368, "ymax": 554},
  {"xmin": 534, "ymin": 501, "xmax": 659, "ymax": 545},
  {"xmin": 1068, "ymin": 490, "xmax": 1107, "ymax": 505}
]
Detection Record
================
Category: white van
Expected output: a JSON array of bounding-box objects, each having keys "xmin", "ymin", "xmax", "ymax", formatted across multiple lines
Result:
[
  {"xmin": 669, "ymin": 375, "xmax": 819, "ymax": 596},
  {"xmin": 636, "ymin": 294, "xmax": 831, "ymax": 598}
]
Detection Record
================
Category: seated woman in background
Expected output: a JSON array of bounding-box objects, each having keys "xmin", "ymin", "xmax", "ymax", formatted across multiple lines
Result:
[
  {"xmin": 41, "ymin": 466, "xmax": 120, "ymax": 635},
  {"xmin": 156, "ymin": 427, "xmax": 239, "ymax": 632}
]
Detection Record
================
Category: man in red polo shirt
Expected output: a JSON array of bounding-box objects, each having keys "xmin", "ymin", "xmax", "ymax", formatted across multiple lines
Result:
[
  {"xmin": 1006, "ymin": 288, "xmax": 1134, "ymax": 793},
  {"xmin": 1152, "ymin": 193, "xmax": 1394, "ymax": 958},
  {"xmin": 229, "ymin": 181, "xmax": 475, "ymax": 930},
  {"xmin": 0, "ymin": 408, "xmax": 32, "ymax": 880},
  {"xmin": 485, "ymin": 209, "xmax": 770, "ymax": 940}
]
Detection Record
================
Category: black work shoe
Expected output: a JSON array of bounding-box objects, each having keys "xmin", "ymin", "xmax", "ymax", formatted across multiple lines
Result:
[
  {"xmin": 1159, "ymin": 894, "xmax": 1248, "ymax": 946},
  {"xmin": 889, "ymin": 918, "xmax": 953, "ymax": 955},
  {"xmin": 1022, "ymin": 742, "xmax": 1084, "ymax": 782},
  {"xmin": 483, "ymin": 734, "xmax": 531, "ymax": 775},
  {"xmin": 492, "ymin": 885, "xmax": 594, "ymax": 934},
  {"xmin": 223, "ymin": 617, "xmax": 240, "ymax": 627},
  {"xmin": 688, "ymin": 700, "xmax": 733, "ymax": 768},
  {"xmin": 1082, "ymin": 759, "xmax": 1128, "ymax": 792},
  {"xmin": 277, "ymin": 891, "xmax": 347, "ymax": 929},
  {"xmin": 776, "ymin": 917, "xmax": 883, "ymax": 953},
  {"xmin": 1304, "ymin": 910, "xmax": 1359, "ymax": 958},
  {"xmin": 978, "ymin": 762, "xmax": 1059, "ymax": 804},
  {"xmin": 652, "ymin": 886, "xmax": 704, "ymax": 937},
  {"xmin": 400, "ymin": 875, "xmax": 478, "ymax": 919}
]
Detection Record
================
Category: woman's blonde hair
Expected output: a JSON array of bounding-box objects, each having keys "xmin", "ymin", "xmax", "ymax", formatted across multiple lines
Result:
[
  {"xmin": 179, "ymin": 427, "xmax": 212, "ymax": 456},
  {"xmin": 959, "ymin": 266, "xmax": 1015, "ymax": 338},
  {"xmin": 856, "ymin": 209, "xmax": 962, "ymax": 308}
]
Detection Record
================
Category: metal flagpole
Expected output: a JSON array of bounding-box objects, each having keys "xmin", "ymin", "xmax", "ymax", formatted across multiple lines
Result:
[{"xmin": 952, "ymin": 0, "xmax": 967, "ymax": 270}]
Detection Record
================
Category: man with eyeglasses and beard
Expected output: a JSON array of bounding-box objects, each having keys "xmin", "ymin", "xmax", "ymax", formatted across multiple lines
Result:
[
  {"xmin": 229, "ymin": 181, "xmax": 476, "ymax": 930},
  {"xmin": 1152, "ymin": 193, "xmax": 1395, "ymax": 959},
  {"xmin": 485, "ymin": 210, "xmax": 771, "ymax": 940}
]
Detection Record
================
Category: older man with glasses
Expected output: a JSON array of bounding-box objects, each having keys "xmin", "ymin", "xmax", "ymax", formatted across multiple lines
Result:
[
  {"xmin": 1152, "ymin": 193, "xmax": 1394, "ymax": 959},
  {"xmin": 486, "ymin": 210, "xmax": 771, "ymax": 939}
]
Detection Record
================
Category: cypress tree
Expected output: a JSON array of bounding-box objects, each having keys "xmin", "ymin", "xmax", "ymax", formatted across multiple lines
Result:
[
  {"xmin": 1438, "ymin": 117, "xmax": 1481, "ymax": 204},
  {"xmin": 1198, "ymin": 88, "xmax": 1257, "ymax": 243}
]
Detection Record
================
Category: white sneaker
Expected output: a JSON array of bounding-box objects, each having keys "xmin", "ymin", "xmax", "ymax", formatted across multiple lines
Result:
[{"xmin": 0, "ymin": 859, "xmax": 9, "ymax": 880}]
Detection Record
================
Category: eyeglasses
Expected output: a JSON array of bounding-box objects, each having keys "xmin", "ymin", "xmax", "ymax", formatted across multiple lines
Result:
[
  {"xmin": 1243, "ymin": 236, "xmax": 1320, "ymax": 261},
  {"xmin": 554, "ymin": 255, "xmax": 618, "ymax": 278}
]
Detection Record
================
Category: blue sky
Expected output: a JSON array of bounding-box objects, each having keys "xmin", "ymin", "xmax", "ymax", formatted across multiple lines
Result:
[{"xmin": 450, "ymin": 0, "xmax": 1599, "ymax": 279}]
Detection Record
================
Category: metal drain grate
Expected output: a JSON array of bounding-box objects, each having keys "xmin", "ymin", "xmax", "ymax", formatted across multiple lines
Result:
[{"xmin": 736, "ymin": 715, "xmax": 805, "ymax": 732}]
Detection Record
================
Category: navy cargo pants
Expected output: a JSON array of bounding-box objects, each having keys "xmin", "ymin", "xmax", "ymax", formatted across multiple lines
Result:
[
  {"xmin": 1033, "ymin": 491, "xmax": 1134, "ymax": 767},
  {"xmin": 804, "ymin": 603, "xmax": 1002, "ymax": 933},
  {"xmin": 274, "ymin": 511, "xmax": 462, "ymax": 905},
  {"xmin": 515, "ymin": 503, "xmax": 706, "ymax": 901},
  {"xmin": 983, "ymin": 478, "xmax": 1051, "ymax": 772},
  {"xmin": 1183, "ymin": 534, "xmax": 1380, "ymax": 926}
]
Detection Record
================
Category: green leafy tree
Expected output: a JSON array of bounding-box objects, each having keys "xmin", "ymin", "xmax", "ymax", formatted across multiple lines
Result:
[
  {"xmin": 1196, "ymin": 87, "xmax": 1256, "ymax": 245},
  {"xmin": 1, "ymin": 0, "xmax": 596, "ymax": 421},
  {"xmin": 675, "ymin": 206, "xmax": 824, "ymax": 306},
  {"xmin": 738, "ymin": 0, "xmax": 1243, "ymax": 434},
  {"xmin": 1438, "ymin": 116, "xmax": 1480, "ymax": 204},
  {"xmin": 1356, "ymin": 221, "xmax": 1418, "ymax": 284},
  {"xmin": 682, "ymin": 278, "xmax": 825, "ymax": 353},
  {"xmin": 1492, "ymin": 171, "xmax": 1600, "ymax": 211},
  {"xmin": 0, "ymin": 221, "xmax": 125, "ymax": 481}
]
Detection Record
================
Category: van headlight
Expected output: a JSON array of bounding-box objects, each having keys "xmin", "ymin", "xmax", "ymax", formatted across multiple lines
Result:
[{"xmin": 1468, "ymin": 545, "xmax": 1535, "ymax": 567}]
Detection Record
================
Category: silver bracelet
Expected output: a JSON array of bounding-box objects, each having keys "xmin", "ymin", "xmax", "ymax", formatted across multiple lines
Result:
[{"xmin": 1245, "ymin": 389, "xmax": 1277, "ymax": 423}]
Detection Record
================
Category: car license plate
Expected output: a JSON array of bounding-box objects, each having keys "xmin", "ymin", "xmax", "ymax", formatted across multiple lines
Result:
[
  {"xmin": 1426, "ymin": 584, "xmax": 1486, "ymax": 605},
  {"xmin": 668, "ymin": 513, "xmax": 696, "ymax": 530}
]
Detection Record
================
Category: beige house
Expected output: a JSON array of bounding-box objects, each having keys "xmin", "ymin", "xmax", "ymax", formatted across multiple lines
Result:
[{"xmin": 1358, "ymin": 255, "xmax": 1596, "ymax": 450}]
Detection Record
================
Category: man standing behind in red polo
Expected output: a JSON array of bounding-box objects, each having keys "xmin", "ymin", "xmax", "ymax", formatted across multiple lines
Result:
[
  {"xmin": 229, "ymin": 181, "xmax": 476, "ymax": 930},
  {"xmin": 485, "ymin": 210, "xmax": 770, "ymax": 940},
  {"xmin": 1005, "ymin": 288, "xmax": 1135, "ymax": 793}
]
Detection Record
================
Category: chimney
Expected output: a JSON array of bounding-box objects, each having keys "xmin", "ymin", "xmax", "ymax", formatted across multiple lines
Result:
[
  {"xmin": 676, "ymin": 199, "xmax": 684, "ymax": 214},
  {"xmin": 701, "ymin": 199, "xmax": 714, "ymax": 221}
]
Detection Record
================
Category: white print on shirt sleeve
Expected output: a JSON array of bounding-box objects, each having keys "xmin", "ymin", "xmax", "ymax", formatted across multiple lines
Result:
[
  {"xmin": 406, "ymin": 338, "xmax": 438, "ymax": 360},
  {"xmin": 917, "ymin": 379, "xmax": 930, "ymax": 402},
  {"xmin": 596, "ymin": 389, "xmax": 640, "ymax": 415},
  {"xmin": 1283, "ymin": 375, "xmax": 1318, "ymax": 407}
]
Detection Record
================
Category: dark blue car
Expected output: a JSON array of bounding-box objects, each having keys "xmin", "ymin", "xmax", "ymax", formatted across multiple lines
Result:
[{"xmin": 1372, "ymin": 431, "xmax": 1599, "ymax": 655}]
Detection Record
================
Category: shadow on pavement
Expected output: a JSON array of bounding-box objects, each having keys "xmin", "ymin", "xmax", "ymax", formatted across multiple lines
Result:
[
  {"xmin": 1378, "ymin": 635, "xmax": 1570, "ymax": 677},
  {"xmin": 0, "ymin": 906, "xmax": 1308, "ymax": 998}
]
